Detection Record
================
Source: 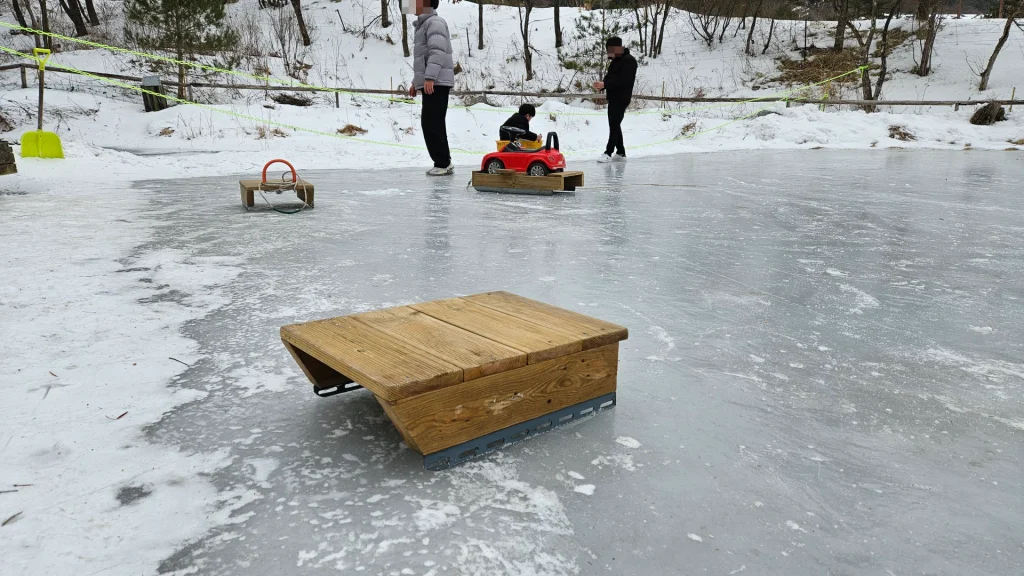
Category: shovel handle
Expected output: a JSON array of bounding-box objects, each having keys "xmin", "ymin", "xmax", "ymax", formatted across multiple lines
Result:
[
  {"xmin": 34, "ymin": 49, "xmax": 49, "ymax": 131},
  {"xmin": 32, "ymin": 48, "xmax": 51, "ymax": 71}
]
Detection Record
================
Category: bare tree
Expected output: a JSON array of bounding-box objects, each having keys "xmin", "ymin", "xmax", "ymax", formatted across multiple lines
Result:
[
  {"xmin": 832, "ymin": 0, "xmax": 849, "ymax": 50},
  {"xmin": 745, "ymin": 0, "xmax": 764, "ymax": 55},
  {"xmin": 915, "ymin": 0, "xmax": 940, "ymax": 76},
  {"xmin": 290, "ymin": 0, "xmax": 312, "ymax": 46},
  {"xmin": 84, "ymin": 0, "xmax": 99, "ymax": 25},
  {"xmin": 554, "ymin": 0, "xmax": 563, "ymax": 48},
  {"xmin": 856, "ymin": 0, "xmax": 902, "ymax": 110},
  {"xmin": 11, "ymin": 0, "xmax": 29, "ymax": 28},
  {"xmin": 977, "ymin": 1, "xmax": 1021, "ymax": 90},
  {"xmin": 40, "ymin": 0, "xmax": 52, "ymax": 48},
  {"xmin": 380, "ymin": 0, "xmax": 391, "ymax": 28},
  {"xmin": 656, "ymin": 0, "xmax": 670, "ymax": 55},
  {"xmin": 478, "ymin": 2, "xmax": 484, "ymax": 49},
  {"xmin": 517, "ymin": 0, "xmax": 534, "ymax": 80},
  {"xmin": 687, "ymin": 0, "xmax": 726, "ymax": 47},
  {"xmin": 402, "ymin": 12, "xmax": 410, "ymax": 57},
  {"xmin": 632, "ymin": 0, "xmax": 671, "ymax": 57},
  {"xmin": 59, "ymin": 0, "xmax": 89, "ymax": 36}
]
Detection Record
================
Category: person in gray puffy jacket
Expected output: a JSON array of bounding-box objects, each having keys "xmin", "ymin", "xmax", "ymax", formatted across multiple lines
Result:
[{"xmin": 407, "ymin": 0, "xmax": 455, "ymax": 176}]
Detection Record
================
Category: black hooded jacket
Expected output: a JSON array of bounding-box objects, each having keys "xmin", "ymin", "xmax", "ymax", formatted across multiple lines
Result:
[
  {"xmin": 499, "ymin": 112, "xmax": 538, "ymax": 141},
  {"xmin": 602, "ymin": 48, "xmax": 638, "ymax": 106}
]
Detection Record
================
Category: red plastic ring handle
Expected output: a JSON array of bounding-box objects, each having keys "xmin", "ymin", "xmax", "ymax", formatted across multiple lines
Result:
[{"xmin": 262, "ymin": 159, "xmax": 297, "ymax": 184}]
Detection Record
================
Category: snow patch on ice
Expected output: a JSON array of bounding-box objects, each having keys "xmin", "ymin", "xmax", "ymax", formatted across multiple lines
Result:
[
  {"xmin": 567, "ymin": 471, "xmax": 585, "ymax": 480},
  {"xmin": 573, "ymin": 484, "xmax": 596, "ymax": 496},
  {"xmin": 969, "ymin": 326, "xmax": 994, "ymax": 334},
  {"xmin": 688, "ymin": 533, "xmax": 704, "ymax": 542},
  {"xmin": 839, "ymin": 284, "xmax": 880, "ymax": 315},
  {"xmin": 591, "ymin": 454, "xmax": 637, "ymax": 471},
  {"xmin": 615, "ymin": 436, "xmax": 642, "ymax": 449}
]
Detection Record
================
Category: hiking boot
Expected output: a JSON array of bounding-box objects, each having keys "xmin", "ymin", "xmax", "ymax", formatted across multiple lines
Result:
[{"xmin": 597, "ymin": 154, "xmax": 613, "ymax": 163}]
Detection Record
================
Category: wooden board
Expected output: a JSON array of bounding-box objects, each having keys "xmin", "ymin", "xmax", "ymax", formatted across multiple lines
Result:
[
  {"xmin": 280, "ymin": 316, "xmax": 463, "ymax": 402},
  {"xmin": 239, "ymin": 179, "xmax": 314, "ymax": 208},
  {"xmin": 463, "ymin": 291, "xmax": 628, "ymax": 351},
  {"xmin": 385, "ymin": 344, "xmax": 618, "ymax": 454},
  {"xmin": 283, "ymin": 341, "xmax": 353, "ymax": 391},
  {"xmin": 410, "ymin": 298, "xmax": 582, "ymax": 364},
  {"xmin": 239, "ymin": 179, "xmax": 314, "ymax": 192},
  {"xmin": 350, "ymin": 306, "xmax": 527, "ymax": 382},
  {"xmin": 471, "ymin": 170, "xmax": 584, "ymax": 192}
]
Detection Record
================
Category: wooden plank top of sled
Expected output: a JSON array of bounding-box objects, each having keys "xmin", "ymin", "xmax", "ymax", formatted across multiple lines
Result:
[
  {"xmin": 471, "ymin": 171, "xmax": 584, "ymax": 191},
  {"xmin": 280, "ymin": 292, "xmax": 627, "ymax": 403},
  {"xmin": 239, "ymin": 179, "xmax": 314, "ymax": 192}
]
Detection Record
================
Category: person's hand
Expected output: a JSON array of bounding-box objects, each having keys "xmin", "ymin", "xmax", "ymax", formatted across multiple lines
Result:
[
  {"xmin": 424, "ymin": 80, "xmax": 435, "ymax": 95},
  {"xmin": 593, "ymin": 81, "xmax": 604, "ymax": 90},
  {"xmin": 408, "ymin": 85, "xmax": 417, "ymax": 98}
]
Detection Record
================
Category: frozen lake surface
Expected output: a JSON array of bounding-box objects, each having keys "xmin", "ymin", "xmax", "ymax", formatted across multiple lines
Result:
[{"xmin": 71, "ymin": 151, "xmax": 1024, "ymax": 574}]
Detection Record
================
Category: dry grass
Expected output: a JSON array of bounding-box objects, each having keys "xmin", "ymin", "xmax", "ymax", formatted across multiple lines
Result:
[
  {"xmin": 888, "ymin": 125, "xmax": 916, "ymax": 141},
  {"xmin": 256, "ymin": 126, "xmax": 289, "ymax": 139},
  {"xmin": 679, "ymin": 121, "xmax": 699, "ymax": 139},
  {"xmin": 337, "ymin": 124, "xmax": 368, "ymax": 136},
  {"xmin": 777, "ymin": 49, "xmax": 868, "ymax": 86},
  {"xmin": 1009, "ymin": 138, "xmax": 1024, "ymax": 146},
  {"xmin": 159, "ymin": 127, "xmax": 175, "ymax": 137},
  {"xmin": 872, "ymin": 28, "xmax": 914, "ymax": 58}
]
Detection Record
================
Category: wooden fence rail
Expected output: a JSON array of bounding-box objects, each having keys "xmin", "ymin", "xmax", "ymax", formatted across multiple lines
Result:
[{"xmin": 3, "ymin": 62, "xmax": 1021, "ymax": 109}]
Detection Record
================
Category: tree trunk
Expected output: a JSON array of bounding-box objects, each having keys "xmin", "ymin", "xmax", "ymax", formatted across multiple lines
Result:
[
  {"xmin": 978, "ymin": 14, "xmax": 1016, "ymax": 90},
  {"xmin": 834, "ymin": 0, "xmax": 848, "ymax": 51},
  {"xmin": 84, "ymin": 0, "xmax": 98, "ymax": 25},
  {"xmin": 11, "ymin": 0, "xmax": 28, "ymax": 28},
  {"xmin": 917, "ymin": 9, "xmax": 938, "ymax": 76},
  {"xmin": 650, "ymin": 5, "xmax": 661, "ymax": 57},
  {"xmin": 380, "ymin": 0, "xmax": 391, "ymax": 28},
  {"xmin": 873, "ymin": 0, "xmax": 901, "ymax": 100},
  {"xmin": 290, "ymin": 0, "xmax": 312, "ymax": 46},
  {"xmin": 21, "ymin": 0, "xmax": 41, "ymax": 47},
  {"xmin": 762, "ymin": 18, "xmax": 775, "ymax": 54},
  {"xmin": 40, "ymin": 0, "xmax": 52, "ymax": 48},
  {"xmin": 401, "ymin": 12, "xmax": 410, "ymax": 57},
  {"xmin": 719, "ymin": 17, "xmax": 732, "ymax": 43},
  {"xmin": 655, "ymin": 0, "xmax": 669, "ymax": 56},
  {"xmin": 746, "ymin": 0, "xmax": 763, "ymax": 55},
  {"xmin": 59, "ymin": 0, "xmax": 88, "ymax": 36},
  {"xmin": 478, "ymin": 2, "xmax": 484, "ymax": 49},
  {"xmin": 554, "ymin": 0, "xmax": 562, "ymax": 48},
  {"xmin": 177, "ymin": 63, "xmax": 186, "ymax": 100},
  {"xmin": 519, "ymin": 3, "xmax": 533, "ymax": 81},
  {"xmin": 633, "ymin": 7, "xmax": 646, "ymax": 54},
  {"xmin": 860, "ymin": 0, "xmax": 878, "ymax": 110}
]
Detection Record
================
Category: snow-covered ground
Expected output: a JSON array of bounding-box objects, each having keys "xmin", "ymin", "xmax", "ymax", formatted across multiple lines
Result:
[
  {"xmin": 0, "ymin": 0, "xmax": 1020, "ymax": 181},
  {"xmin": 1, "ymin": 2, "xmax": 1022, "ymax": 575}
]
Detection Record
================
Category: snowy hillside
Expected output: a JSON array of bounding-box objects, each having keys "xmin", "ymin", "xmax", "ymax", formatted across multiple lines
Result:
[{"xmin": 0, "ymin": 0, "xmax": 1021, "ymax": 177}]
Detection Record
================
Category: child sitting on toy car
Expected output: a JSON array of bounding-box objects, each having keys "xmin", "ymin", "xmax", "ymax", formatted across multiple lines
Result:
[{"xmin": 499, "ymin": 104, "xmax": 541, "ymax": 143}]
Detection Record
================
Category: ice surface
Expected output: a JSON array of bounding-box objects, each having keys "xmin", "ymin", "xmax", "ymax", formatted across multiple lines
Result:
[{"xmin": 2, "ymin": 149, "xmax": 1022, "ymax": 576}]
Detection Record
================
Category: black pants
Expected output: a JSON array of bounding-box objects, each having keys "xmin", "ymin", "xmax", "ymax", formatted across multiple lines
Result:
[
  {"xmin": 420, "ymin": 86, "xmax": 451, "ymax": 168},
  {"xmin": 605, "ymin": 101, "xmax": 628, "ymax": 156}
]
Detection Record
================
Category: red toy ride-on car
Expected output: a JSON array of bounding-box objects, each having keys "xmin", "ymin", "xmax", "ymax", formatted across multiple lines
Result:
[{"xmin": 481, "ymin": 128, "xmax": 566, "ymax": 176}]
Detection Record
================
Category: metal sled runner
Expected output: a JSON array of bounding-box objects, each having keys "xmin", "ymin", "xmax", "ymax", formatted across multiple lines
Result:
[{"xmin": 280, "ymin": 291, "xmax": 628, "ymax": 470}]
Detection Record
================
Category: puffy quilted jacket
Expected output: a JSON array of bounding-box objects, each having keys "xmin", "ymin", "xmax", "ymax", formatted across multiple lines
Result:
[{"xmin": 413, "ymin": 10, "xmax": 455, "ymax": 89}]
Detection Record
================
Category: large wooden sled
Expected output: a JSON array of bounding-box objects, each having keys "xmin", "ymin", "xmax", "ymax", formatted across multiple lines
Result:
[
  {"xmin": 471, "ymin": 169, "xmax": 584, "ymax": 196},
  {"xmin": 280, "ymin": 291, "xmax": 627, "ymax": 470}
]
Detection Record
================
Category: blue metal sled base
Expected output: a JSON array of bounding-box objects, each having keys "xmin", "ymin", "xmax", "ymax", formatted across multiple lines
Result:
[{"xmin": 423, "ymin": 392, "xmax": 617, "ymax": 471}]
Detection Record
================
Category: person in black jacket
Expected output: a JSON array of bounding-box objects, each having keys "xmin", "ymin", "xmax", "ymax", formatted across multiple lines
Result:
[
  {"xmin": 593, "ymin": 37, "xmax": 637, "ymax": 163},
  {"xmin": 499, "ymin": 103, "xmax": 540, "ymax": 142}
]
